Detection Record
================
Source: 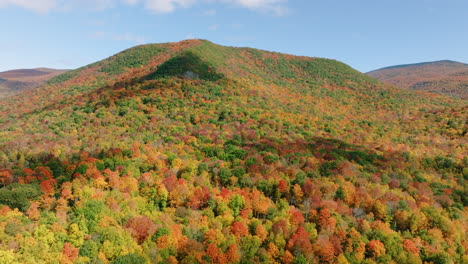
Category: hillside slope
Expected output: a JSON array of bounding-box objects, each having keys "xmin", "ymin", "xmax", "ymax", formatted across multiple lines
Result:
[
  {"xmin": 0, "ymin": 68, "xmax": 68, "ymax": 98},
  {"xmin": 368, "ymin": 60, "xmax": 468, "ymax": 99},
  {"xmin": 0, "ymin": 40, "xmax": 466, "ymax": 263}
]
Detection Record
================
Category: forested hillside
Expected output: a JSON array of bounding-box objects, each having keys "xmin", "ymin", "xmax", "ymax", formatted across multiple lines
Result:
[
  {"xmin": 0, "ymin": 40, "xmax": 466, "ymax": 264},
  {"xmin": 368, "ymin": 60, "xmax": 468, "ymax": 100}
]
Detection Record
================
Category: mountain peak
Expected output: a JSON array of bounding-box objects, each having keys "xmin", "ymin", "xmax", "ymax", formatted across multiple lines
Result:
[{"xmin": 47, "ymin": 39, "xmax": 374, "ymax": 89}]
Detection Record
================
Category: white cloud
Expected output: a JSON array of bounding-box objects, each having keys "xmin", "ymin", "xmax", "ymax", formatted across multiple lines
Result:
[
  {"xmin": 123, "ymin": 0, "xmax": 140, "ymax": 4},
  {"xmin": 0, "ymin": 0, "xmax": 58, "ymax": 13},
  {"xmin": 0, "ymin": 0, "xmax": 288, "ymax": 15},
  {"xmin": 225, "ymin": 0, "xmax": 288, "ymax": 16},
  {"xmin": 58, "ymin": 0, "xmax": 116, "ymax": 11},
  {"xmin": 144, "ymin": 0, "xmax": 196, "ymax": 13},
  {"xmin": 0, "ymin": 0, "xmax": 118, "ymax": 13}
]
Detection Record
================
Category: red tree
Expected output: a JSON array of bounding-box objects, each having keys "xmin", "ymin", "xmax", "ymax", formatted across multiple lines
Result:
[
  {"xmin": 62, "ymin": 242, "xmax": 79, "ymax": 262},
  {"xmin": 403, "ymin": 239, "xmax": 419, "ymax": 255},
  {"xmin": 287, "ymin": 227, "xmax": 313, "ymax": 257},
  {"xmin": 125, "ymin": 215, "xmax": 156, "ymax": 244},
  {"xmin": 40, "ymin": 178, "xmax": 57, "ymax": 195},
  {"xmin": 367, "ymin": 240, "xmax": 386, "ymax": 258},
  {"xmin": 230, "ymin": 221, "xmax": 249, "ymax": 238}
]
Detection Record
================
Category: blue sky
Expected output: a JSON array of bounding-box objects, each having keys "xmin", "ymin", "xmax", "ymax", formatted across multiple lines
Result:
[{"xmin": 0, "ymin": 0, "xmax": 467, "ymax": 72}]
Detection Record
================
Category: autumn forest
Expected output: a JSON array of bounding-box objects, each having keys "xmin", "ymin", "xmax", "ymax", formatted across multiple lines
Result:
[{"xmin": 0, "ymin": 40, "xmax": 466, "ymax": 264}]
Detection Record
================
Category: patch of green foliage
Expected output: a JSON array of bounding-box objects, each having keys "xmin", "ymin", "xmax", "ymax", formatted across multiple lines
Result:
[
  {"xmin": 290, "ymin": 58, "xmax": 378, "ymax": 86},
  {"xmin": 0, "ymin": 183, "xmax": 42, "ymax": 211},
  {"xmin": 100, "ymin": 44, "xmax": 165, "ymax": 75},
  {"xmin": 111, "ymin": 253, "xmax": 147, "ymax": 264},
  {"xmin": 47, "ymin": 70, "xmax": 80, "ymax": 85}
]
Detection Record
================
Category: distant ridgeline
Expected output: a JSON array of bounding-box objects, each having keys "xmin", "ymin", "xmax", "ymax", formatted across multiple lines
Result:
[
  {"xmin": 0, "ymin": 68, "xmax": 68, "ymax": 99},
  {"xmin": 368, "ymin": 60, "xmax": 468, "ymax": 99},
  {"xmin": 0, "ymin": 40, "xmax": 466, "ymax": 263}
]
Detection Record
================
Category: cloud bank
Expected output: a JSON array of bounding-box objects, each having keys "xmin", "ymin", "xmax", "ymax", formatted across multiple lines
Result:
[{"xmin": 0, "ymin": 0, "xmax": 288, "ymax": 15}]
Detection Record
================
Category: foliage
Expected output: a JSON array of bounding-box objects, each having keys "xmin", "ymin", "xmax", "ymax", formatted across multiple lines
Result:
[
  {"xmin": 0, "ymin": 39, "xmax": 466, "ymax": 263},
  {"xmin": 0, "ymin": 183, "xmax": 42, "ymax": 211},
  {"xmin": 111, "ymin": 253, "xmax": 147, "ymax": 264},
  {"xmin": 100, "ymin": 45, "xmax": 165, "ymax": 75}
]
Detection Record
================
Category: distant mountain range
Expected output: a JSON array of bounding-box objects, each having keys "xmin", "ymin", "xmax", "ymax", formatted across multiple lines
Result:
[
  {"xmin": 0, "ymin": 68, "xmax": 68, "ymax": 98},
  {"xmin": 368, "ymin": 60, "xmax": 468, "ymax": 99}
]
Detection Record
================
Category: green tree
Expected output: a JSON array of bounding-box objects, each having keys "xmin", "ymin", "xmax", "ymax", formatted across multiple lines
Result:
[
  {"xmin": 111, "ymin": 253, "xmax": 146, "ymax": 264},
  {"xmin": 229, "ymin": 194, "xmax": 245, "ymax": 217},
  {"xmin": 0, "ymin": 183, "xmax": 42, "ymax": 211}
]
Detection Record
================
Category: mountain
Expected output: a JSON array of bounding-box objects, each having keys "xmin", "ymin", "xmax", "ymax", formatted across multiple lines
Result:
[
  {"xmin": 368, "ymin": 60, "xmax": 468, "ymax": 99},
  {"xmin": 0, "ymin": 40, "xmax": 466, "ymax": 263},
  {"xmin": 0, "ymin": 68, "xmax": 68, "ymax": 98}
]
